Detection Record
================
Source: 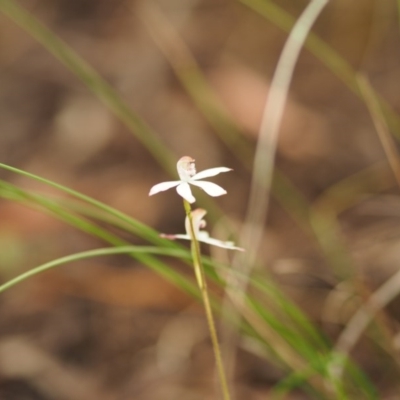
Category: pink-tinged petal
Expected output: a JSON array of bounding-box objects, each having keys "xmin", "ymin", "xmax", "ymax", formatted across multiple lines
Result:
[
  {"xmin": 149, "ymin": 181, "xmax": 180, "ymax": 196},
  {"xmin": 177, "ymin": 156, "xmax": 196, "ymax": 181},
  {"xmin": 198, "ymin": 234, "xmax": 244, "ymax": 251},
  {"xmin": 191, "ymin": 167, "xmax": 231, "ymax": 180},
  {"xmin": 176, "ymin": 182, "xmax": 196, "ymax": 203},
  {"xmin": 190, "ymin": 181, "xmax": 227, "ymax": 197},
  {"xmin": 160, "ymin": 233, "xmax": 178, "ymax": 240},
  {"xmin": 160, "ymin": 233, "xmax": 191, "ymax": 241}
]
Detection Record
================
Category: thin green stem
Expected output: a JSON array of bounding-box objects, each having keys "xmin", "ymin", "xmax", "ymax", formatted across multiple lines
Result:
[
  {"xmin": 183, "ymin": 200, "xmax": 230, "ymax": 400},
  {"xmin": 0, "ymin": 246, "xmax": 170, "ymax": 294}
]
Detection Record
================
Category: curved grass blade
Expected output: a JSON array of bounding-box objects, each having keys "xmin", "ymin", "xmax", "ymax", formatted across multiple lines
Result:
[
  {"xmin": 0, "ymin": 246, "xmax": 198, "ymax": 294},
  {"xmin": 0, "ymin": 163, "xmax": 171, "ymax": 246}
]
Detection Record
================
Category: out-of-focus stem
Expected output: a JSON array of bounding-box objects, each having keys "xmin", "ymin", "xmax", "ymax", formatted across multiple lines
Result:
[{"xmin": 183, "ymin": 199, "xmax": 230, "ymax": 400}]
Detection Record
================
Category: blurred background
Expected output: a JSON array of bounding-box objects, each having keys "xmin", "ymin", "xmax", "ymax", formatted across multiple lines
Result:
[{"xmin": 0, "ymin": 0, "xmax": 400, "ymax": 398}]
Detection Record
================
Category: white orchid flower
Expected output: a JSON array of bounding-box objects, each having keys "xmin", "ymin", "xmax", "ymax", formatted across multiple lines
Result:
[
  {"xmin": 161, "ymin": 208, "xmax": 244, "ymax": 251},
  {"xmin": 149, "ymin": 156, "xmax": 231, "ymax": 203}
]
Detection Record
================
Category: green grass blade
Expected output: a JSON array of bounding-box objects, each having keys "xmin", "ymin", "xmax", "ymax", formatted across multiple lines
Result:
[
  {"xmin": 270, "ymin": 368, "xmax": 328, "ymax": 400},
  {"xmin": 0, "ymin": 245, "xmax": 197, "ymax": 294},
  {"xmin": 247, "ymin": 296, "xmax": 323, "ymax": 362},
  {"xmin": 0, "ymin": 163, "xmax": 169, "ymax": 246},
  {"xmin": 247, "ymin": 273, "xmax": 329, "ymax": 350}
]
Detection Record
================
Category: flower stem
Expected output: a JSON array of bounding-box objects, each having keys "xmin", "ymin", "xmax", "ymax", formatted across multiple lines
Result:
[{"xmin": 183, "ymin": 199, "xmax": 231, "ymax": 400}]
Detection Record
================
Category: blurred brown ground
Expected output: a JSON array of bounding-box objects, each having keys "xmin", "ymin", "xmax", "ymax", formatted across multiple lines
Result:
[{"xmin": 0, "ymin": 0, "xmax": 400, "ymax": 398}]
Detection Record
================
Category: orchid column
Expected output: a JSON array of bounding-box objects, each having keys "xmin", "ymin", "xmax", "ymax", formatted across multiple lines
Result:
[{"xmin": 150, "ymin": 156, "xmax": 242, "ymax": 400}]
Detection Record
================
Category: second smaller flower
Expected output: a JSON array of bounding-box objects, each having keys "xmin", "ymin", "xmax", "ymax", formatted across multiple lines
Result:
[{"xmin": 161, "ymin": 208, "xmax": 244, "ymax": 251}]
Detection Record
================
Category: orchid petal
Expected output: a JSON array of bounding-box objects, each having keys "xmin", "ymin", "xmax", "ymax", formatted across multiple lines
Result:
[
  {"xmin": 149, "ymin": 181, "xmax": 180, "ymax": 196},
  {"xmin": 197, "ymin": 231, "xmax": 211, "ymax": 240},
  {"xmin": 163, "ymin": 229, "xmax": 243, "ymax": 251},
  {"xmin": 191, "ymin": 167, "xmax": 232, "ymax": 181},
  {"xmin": 198, "ymin": 235, "xmax": 244, "ymax": 251},
  {"xmin": 171, "ymin": 234, "xmax": 191, "ymax": 241},
  {"xmin": 176, "ymin": 182, "xmax": 196, "ymax": 203},
  {"xmin": 190, "ymin": 181, "xmax": 227, "ymax": 197},
  {"xmin": 160, "ymin": 234, "xmax": 178, "ymax": 240}
]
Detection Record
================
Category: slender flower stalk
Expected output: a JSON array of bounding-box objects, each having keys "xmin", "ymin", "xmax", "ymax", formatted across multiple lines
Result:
[
  {"xmin": 150, "ymin": 156, "xmax": 234, "ymax": 400},
  {"xmin": 183, "ymin": 199, "xmax": 231, "ymax": 400}
]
